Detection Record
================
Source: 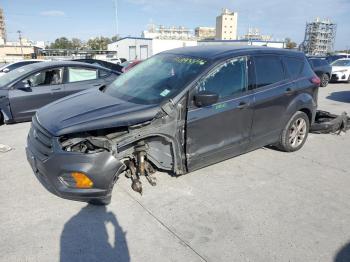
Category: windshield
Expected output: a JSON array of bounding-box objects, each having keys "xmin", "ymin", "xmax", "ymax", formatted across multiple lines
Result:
[
  {"xmin": 0, "ymin": 66, "xmax": 32, "ymax": 88},
  {"xmin": 105, "ymin": 54, "xmax": 209, "ymax": 104},
  {"xmin": 331, "ymin": 60, "xmax": 350, "ymax": 67}
]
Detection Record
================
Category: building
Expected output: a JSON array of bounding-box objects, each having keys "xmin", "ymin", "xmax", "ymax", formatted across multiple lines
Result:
[
  {"xmin": 240, "ymin": 27, "xmax": 272, "ymax": 42},
  {"xmin": 195, "ymin": 27, "xmax": 216, "ymax": 40},
  {"xmin": 0, "ymin": 45, "xmax": 41, "ymax": 62},
  {"xmin": 0, "ymin": 8, "xmax": 6, "ymax": 43},
  {"xmin": 301, "ymin": 18, "xmax": 337, "ymax": 56},
  {"xmin": 107, "ymin": 37, "xmax": 197, "ymax": 60},
  {"xmin": 142, "ymin": 24, "xmax": 194, "ymax": 40},
  {"xmin": 215, "ymin": 8, "xmax": 238, "ymax": 40},
  {"xmin": 198, "ymin": 39, "xmax": 285, "ymax": 49}
]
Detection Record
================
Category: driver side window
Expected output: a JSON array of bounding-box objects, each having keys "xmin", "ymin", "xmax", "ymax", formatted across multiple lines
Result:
[
  {"xmin": 198, "ymin": 57, "xmax": 247, "ymax": 99},
  {"xmin": 23, "ymin": 68, "xmax": 64, "ymax": 87}
]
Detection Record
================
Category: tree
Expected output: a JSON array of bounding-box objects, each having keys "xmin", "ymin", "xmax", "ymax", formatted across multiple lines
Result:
[
  {"xmin": 49, "ymin": 37, "xmax": 73, "ymax": 49},
  {"xmin": 87, "ymin": 36, "xmax": 112, "ymax": 50},
  {"xmin": 285, "ymin": 38, "xmax": 297, "ymax": 49},
  {"xmin": 71, "ymin": 38, "xmax": 83, "ymax": 50},
  {"xmin": 111, "ymin": 35, "xmax": 121, "ymax": 43}
]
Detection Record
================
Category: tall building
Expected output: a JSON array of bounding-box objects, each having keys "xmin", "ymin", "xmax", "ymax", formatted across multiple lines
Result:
[
  {"xmin": 215, "ymin": 8, "xmax": 238, "ymax": 40},
  {"xmin": 301, "ymin": 18, "xmax": 337, "ymax": 56},
  {"xmin": 0, "ymin": 8, "xmax": 6, "ymax": 42},
  {"xmin": 195, "ymin": 27, "xmax": 216, "ymax": 40}
]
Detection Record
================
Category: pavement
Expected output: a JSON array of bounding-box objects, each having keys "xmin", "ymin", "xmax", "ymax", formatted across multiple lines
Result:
[{"xmin": 0, "ymin": 83, "xmax": 350, "ymax": 262}]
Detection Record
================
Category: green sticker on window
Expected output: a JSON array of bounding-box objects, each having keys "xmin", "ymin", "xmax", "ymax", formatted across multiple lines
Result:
[
  {"xmin": 214, "ymin": 103, "xmax": 227, "ymax": 110},
  {"xmin": 174, "ymin": 57, "xmax": 206, "ymax": 65}
]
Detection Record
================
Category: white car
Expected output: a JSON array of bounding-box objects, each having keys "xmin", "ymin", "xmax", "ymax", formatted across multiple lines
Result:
[{"xmin": 331, "ymin": 58, "xmax": 350, "ymax": 83}]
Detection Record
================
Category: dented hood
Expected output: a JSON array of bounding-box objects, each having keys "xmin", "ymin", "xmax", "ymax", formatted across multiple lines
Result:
[{"xmin": 36, "ymin": 88, "xmax": 160, "ymax": 136}]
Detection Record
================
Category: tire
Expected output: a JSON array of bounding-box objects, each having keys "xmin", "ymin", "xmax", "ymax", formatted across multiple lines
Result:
[
  {"xmin": 278, "ymin": 111, "xmax": 310, "ymax": 152},
  {"xmin": 347, "ymin": 75, "xmax": 350, "ymax": 83},
  {"xmin": 0, "ymin": 112, "xmax": 4, "ymax": 126},
  {"xmin": 320, "ymin": 73, "xmax": 330, "ymax": 87},
  {"xmin": 88, "ymin": 195, "xmax": 112, "ymax": 206}
]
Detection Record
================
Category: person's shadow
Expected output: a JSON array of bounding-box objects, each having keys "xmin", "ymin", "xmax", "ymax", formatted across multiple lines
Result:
[
  {"xmin": 335, "ymin": 242, "xmax": 350, "ymax": 262},
  {"xmin": 60, "ymin": 205, "xmax": 130, "ymax": 262}
]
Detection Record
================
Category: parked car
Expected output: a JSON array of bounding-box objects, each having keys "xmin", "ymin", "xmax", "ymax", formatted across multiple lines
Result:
[
  {"xmin": 326, "ymin": 54, "xmax": 350, "ymax": 64},
  {"xmin": 108, "ymin": 58, "xmax": 127, "ymax": 65},
  {"xmin": 308, "ymin": 57, "xmax": 332, "ymax": 87},
  {"xmin": 0, "ymin": 61, "xmax": 118, "ymax": 124},
  {"xmin": 72, "ymin": 58, "xmax": 123, "ymax": 73},
  {"xmin": 26, "ymin": 46, "xmax": 320, "ymax": 205},
  {"xmin": 120, "ymin": 60, "xmax": 142, "ymax": 73},
  {"xmin": 0, "ymin": 60, "xmax": 43, "ymax": 77},
  {"xmin": 330, "ymin": 59, "xmax": 350, "ymax": 83}
]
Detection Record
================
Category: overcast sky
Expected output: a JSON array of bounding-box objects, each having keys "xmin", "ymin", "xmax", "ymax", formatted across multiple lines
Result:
[{"xmin": 1, "ymin": 0, "xmax": 349, "ymax": 49}]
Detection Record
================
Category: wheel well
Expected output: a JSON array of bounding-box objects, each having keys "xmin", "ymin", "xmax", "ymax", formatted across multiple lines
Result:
[{"xmin": 299, "ymin": 108, "xmax": 312, "ymax": 123}]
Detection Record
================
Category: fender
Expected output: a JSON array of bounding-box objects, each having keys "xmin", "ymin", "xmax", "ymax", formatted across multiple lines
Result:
[{"xmin": 283, "ymin": 92, "xmax": 316, "ymax": 126}]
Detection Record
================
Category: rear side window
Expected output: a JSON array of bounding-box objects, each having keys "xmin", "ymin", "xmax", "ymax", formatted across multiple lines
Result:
[
  {"xmin": 67, "ymin": 67, "xmax": 97, "ymax": 83},
  {"xmin": 302, "ymin": 59, "xmax": 315, "ymax": 77},
  {"xmin": 284, "ymin": 57, "xmax": 304, "ymax": 79},
  {"xmin": 254, "ymin": 56, "xmax": 285, "ymax": 88}
]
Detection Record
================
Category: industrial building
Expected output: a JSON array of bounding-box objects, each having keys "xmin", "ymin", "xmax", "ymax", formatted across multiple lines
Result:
[
  {"xmin": 142, "ymin": 24, "xmax": 194, "ymax": 40},
  {"xmin": 198, "ymin": 39, "xmax": 285, "ymax": 49},
  {"xmin": 240, "ymin": 27, "xmax": 272, "ymax": 42},
  {"xmin": 107, "ymin": 37, "xmax": 197, "ymax": 60},
  {"xmin": 195, "ymin": 27, "xmax": 216, "ymax": 40},
  {"xmin": 216, "ymin": 8, "xmax": 238, "ymax": 40},
  {"xmin": 301, "ymin": 18, "xmax": 337, "ymax": 56}
]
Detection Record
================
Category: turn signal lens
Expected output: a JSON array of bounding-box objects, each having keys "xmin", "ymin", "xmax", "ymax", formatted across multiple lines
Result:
[{"xmin": 71, "ymin": 172, "xmax": 93, "ymax": 188}]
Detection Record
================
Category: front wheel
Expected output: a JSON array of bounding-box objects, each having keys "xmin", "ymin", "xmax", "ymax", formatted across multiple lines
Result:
[
  {"xmin": 320, "ymin": 73, "xmax": 330, "ymax": 87},
  {"xmin": 278, "ymin": 111, "xmax": 310, "ymax": 152}
]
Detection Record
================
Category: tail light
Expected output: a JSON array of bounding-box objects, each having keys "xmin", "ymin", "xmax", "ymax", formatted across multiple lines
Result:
[{"xmin": 310, "ymin": 76, "xmax": 321, "ymax": 86}]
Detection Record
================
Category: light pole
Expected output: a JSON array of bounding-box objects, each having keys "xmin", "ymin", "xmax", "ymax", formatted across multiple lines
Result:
[{"xmin": 17, "ymin": 30, "xmax": 24, "ymax": 58}]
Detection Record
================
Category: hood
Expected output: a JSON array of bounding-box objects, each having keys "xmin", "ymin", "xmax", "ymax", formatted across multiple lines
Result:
[
  {"xmin": 332, "ymin": 66, "xmax": 350, "ymax": 73},
  {"xmin": 36, "ymin": 88, "xmax": 160, "ymax": 136}
]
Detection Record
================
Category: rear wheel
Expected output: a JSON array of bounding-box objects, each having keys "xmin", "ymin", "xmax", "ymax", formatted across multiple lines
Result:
[
  {"xmin": 0, "ymin": 112, "xmax": 4, "ymax": 126},
  {"xmin": 347, "ymin": 75, "xmax": 350, "ymax": 83},
  {"xmin": 278, "ymin": 111, "xmax": 310, "ymax": 152},
  {"xmin": 320, "ymin": 73, "xmax": 330, "ymax": 87}
]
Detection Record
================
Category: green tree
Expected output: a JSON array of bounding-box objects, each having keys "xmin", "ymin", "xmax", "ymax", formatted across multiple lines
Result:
[
  {"xmin": 87, "ymin": 36, "xmax": 112, "ymax": 50},
  {"xmin": 49, "ymin": 37, "xmax": 73, "ymax": 49},
  {"xmin": 285, "ymin": 38, "xmax": 297, "ymax": 49},
  {"xmin": 71, "ymin": 38, "xmax": 83, "ymax": 50}
]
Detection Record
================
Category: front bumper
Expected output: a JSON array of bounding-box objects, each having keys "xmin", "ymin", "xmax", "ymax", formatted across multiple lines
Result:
[
  {"xmin": 331, "ymin": 72, "xmax": 348, "ymax": 82},
  {"xmin": 26, "ymin": 118, "xmax": 124, "ymax": 202}
]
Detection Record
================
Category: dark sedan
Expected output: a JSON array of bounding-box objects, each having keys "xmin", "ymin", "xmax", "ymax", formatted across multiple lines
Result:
[
  {"xmin": 0, "ymin": 61, "xmax": 118, "ymax": 124},
  {"xmin": 308, "ymin": 57, "xmax": 332, "ymax": 87}
]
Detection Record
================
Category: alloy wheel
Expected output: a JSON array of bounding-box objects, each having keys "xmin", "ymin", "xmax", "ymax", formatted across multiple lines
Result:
[{"xmin": 289, "ymin": 118, "xmax": 307, "ymax": 148}]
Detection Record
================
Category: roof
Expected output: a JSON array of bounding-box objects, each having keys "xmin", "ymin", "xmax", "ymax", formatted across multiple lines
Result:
[
  {"xmin": 22, "ymin": 60, "xmax": 109, "ymax": 71},
  {"xmin": 109, "ymin": 37, "xmax": 153, "ymax": 44},
  {"xmin": 163, "ymin": 45, "xmax": 304, "ymax": 60}
]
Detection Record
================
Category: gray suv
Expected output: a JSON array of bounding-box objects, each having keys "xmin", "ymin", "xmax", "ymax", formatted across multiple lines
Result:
[{"xmin": 26, "ymin": 46, "xmax": 320, "ymax": 205}]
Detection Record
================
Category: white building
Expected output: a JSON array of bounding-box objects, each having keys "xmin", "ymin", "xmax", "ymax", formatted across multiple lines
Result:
[
  {"xmin": 142, "ymin": 24, "xmax": 194, "ymax": 40},
  {"xmin": 107, "ymin": 37, "xmax": 197, "ymax": 60},
  {"xmin": 216, "ymin": 8, "xmax": 238, "ymax": 40}
]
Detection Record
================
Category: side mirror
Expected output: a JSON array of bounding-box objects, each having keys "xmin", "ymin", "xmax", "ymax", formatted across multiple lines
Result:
[
  {"xmin": 194, "ymin": 91, "xmax": 219, "ymax": 107},
  {"xmin": 17, "ymin": 80, "xmax": 31, "ymax": 91},
  {"xmin": 2, "ymin": 68, "xmax": 9, "ymax": 73}
]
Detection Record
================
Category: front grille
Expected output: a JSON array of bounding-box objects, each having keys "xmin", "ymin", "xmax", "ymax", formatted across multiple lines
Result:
[{"xmin": 28, "ymin": 117, "xmax": 53, "ymax": 161}]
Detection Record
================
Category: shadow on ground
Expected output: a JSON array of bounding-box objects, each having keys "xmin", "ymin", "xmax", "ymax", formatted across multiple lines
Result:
[
  {"xmin": 327, "ymin": 91, "xmax": 350, "ymax": 103},
  {"xmin": 60, "ymin": 205, "xmax": 129, "ymax": 262},
  {"xmin": 334, "ymin": 242, "xmax": 350, "ymax": 262}
]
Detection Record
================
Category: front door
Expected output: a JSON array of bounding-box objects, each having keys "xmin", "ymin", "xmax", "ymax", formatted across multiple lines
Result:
[
  {"xmin": 186, "ymin": 56, "xmax": 255, "ymax": 171},
  {"xmin": 9, "ymin": 67, "xmax": 64, "ymax": 121}
]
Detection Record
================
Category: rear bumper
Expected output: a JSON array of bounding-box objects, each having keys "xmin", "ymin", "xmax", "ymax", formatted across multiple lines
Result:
[{"xmin": 26, "ymin": 119, "xmax": 125, "ymax": 202}]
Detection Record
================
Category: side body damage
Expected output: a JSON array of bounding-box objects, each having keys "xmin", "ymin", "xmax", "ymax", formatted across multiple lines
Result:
[{"xmin": 58, "ymin": 97, "xmax": 188, "ymax": 195}]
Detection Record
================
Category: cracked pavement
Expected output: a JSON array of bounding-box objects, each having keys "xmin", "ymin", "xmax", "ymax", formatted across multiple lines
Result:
[{"xmin": 0, "ymin": 83, "xmax": 349, "ymax": 262}]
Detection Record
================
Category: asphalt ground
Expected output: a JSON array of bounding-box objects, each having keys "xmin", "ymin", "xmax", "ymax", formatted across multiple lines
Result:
[{"xmin": 0, "ymin": 83, "xmax": 349, "ymax": 262}]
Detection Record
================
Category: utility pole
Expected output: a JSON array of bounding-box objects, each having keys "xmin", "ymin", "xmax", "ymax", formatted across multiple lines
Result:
[
  {"xmin": 113, "ymin": 0, "xmax": 119, "ymax": 37},
  {"xmin": 17, "ymin": 30, "xmax": 24, "ymax": 58}
]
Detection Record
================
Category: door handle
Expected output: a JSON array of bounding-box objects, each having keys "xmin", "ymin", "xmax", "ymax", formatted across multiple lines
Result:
[
  {"xmin": 285, "ymin": 87, "xmax": 294, "ymax": 95},
  {"xmin": 52, "ymin": 88, "xmax": 61, "ymax": 91},
  {"xmin": 237, "ymin": 101, "xmax": 249, "ymax": 109},
  {"xmin": 93, "ymin": 83, "xmax": 103, "ymax": 87}
]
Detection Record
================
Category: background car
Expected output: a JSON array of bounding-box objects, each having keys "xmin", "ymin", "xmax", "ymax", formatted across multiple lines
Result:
[
  {"xmin": 120, "ymin": 60, "xmax": 142, "ymax": 73},
  {"xmin": 108, "ymin": 58, "xmax": 127, "ymax": 65},
  {"xmin": 72, "ymin": 58, "xmax": 123, "ymax": 73},
  {"xmin": 331, "ymin": 58, "xmax": 350, "ymax": 83},
  {"xmin": 0, "ymin": 61, "xmax": 118, "ymax": 124},
  {"xmin": 0, "ymin": 60, "xmax": 43, "ymax": 77},
  {"xmin": 308, "ymin": 57, "xmax": 332, "ymax": 87}
]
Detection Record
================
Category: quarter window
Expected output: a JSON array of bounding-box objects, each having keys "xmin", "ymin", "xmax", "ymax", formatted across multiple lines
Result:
[
  {"xmin": 198, "ymin": 57, "xmax": 247, "ymax": 99},
  {"xmin": 284, "ymin": 57, "xmax": 304, "ymax": 79},
  {"xmin": 68, "ymin": 67, "xmax": 97, "ymax": 83},
  {"xmin": 254, "ymin": 56, "xmax": 285, "ymax": 87},
  {"xmin": 24, "ymin": 68, "xmax": 63, "ymax": 87}
]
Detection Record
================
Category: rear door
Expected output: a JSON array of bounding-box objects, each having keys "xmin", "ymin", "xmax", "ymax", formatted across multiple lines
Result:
[
  {"xmin": 249, "ymin": 55, "xmax": 296, "ymax": 148},
  {"xmin": 8, "ymin": 67, "xmax": 64, "ymax": 121},
  {"xmin": 186, "ymin": 56, "xmax": 255, "ymax": 171},
  {"xmin": 63, "ymin": 66, "xmax": 104, "ymax": 97}
]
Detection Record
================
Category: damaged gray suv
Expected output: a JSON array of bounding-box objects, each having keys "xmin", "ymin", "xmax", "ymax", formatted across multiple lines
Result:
[{"xmin": 26, "ymin": 46, "xmax": 320, "ymax": 205}]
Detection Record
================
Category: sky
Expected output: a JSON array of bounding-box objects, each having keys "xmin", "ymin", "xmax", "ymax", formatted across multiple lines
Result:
[{"xmin": 1, "ymin": 0, "xmax": 349, "ymax": 50}]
